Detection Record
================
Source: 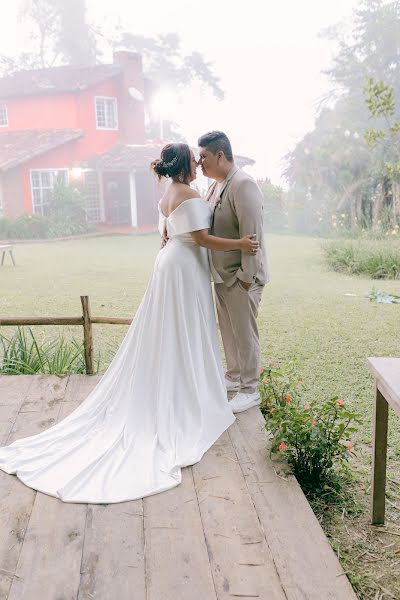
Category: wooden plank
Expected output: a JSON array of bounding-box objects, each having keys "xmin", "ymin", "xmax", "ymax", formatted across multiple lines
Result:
[
  {"xmin": 192, "ymin": 429, "xmax": 286, "ymax": 600},
  {"xmin": 0, "ymin": 375, "xmax": 69, "ymax": 600},
  {"xmin": 66, "ymin": 376, "xmax": 146, "ymax": 600},
  {"xmin": 0, "ymin": 376, "xmax": 35, "ymax": 600},
  {"xmin": 371, "ymin": 386, "xmax": 389, "ymax": 525},
  {"xmin": 0, "ymin": 376, "xmax": 34, "ymax": 445},
  {"xmin": 229, "ymin": 408, "xmax": 357, "ymax": 600},
  {"xmin": 367, "ymin": 357, "xmax": 400, "ymax": 416},
  {"xmin": 78, "ymin": 502, "xmax": 146, "ymax": 600},
  {"xmin": 4, "ymin": 375, "xmax": 88, "ymax": 600},
  {"xmin": 144, "ymin": 467, "xmax": 217, "ymax": 600}
]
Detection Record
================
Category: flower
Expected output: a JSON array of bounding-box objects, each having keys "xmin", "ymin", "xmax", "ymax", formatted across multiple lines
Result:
[
  {"xmin": 337, "ymin": 399, "xmax": 345, "ymax": 406},
  {"xmin": 285, "ymin": 393, "xmax": 292, "ymax": 403},
  {"xmin": 269, "ymin": 408, "xmax": 275, "ymax": 413},
  {"xmin": 278, "ymin": 442, "xmax": 287, "ymax": 451},
  {"xmin": 347, "ymin": 443, "xmax": 353, "ymax": 451},
  {"xmin": 304, "ymin": 403, "xmax": 310, "ymax": 409},
  {"xmin": 299, "ymin": 379, "xmax": 305, "ymax": 385},
  {"xmin": 311, "ymin": 417, "xmax": 316, "ymax": 425}
]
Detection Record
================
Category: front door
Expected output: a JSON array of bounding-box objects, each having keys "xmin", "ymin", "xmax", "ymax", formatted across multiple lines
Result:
[{"xmin": 102, "ymin": 172, "xmax": 131, "ymax": 225}]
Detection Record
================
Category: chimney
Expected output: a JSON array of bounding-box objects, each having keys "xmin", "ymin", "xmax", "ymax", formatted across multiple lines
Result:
[{"xmin": 113, "ymin": 51, "xmax": 146, "ymax": 144}]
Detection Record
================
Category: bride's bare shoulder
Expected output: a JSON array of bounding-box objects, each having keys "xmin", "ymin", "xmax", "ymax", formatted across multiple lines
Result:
[{"xmin": 179, "ymin": 185, "xmax": 201, "ymax": 200}]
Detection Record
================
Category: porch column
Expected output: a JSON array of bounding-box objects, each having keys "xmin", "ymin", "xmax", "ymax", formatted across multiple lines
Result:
[{"xmin": 129, "ymin": 170, "xmax": 138, "ymax": 228}]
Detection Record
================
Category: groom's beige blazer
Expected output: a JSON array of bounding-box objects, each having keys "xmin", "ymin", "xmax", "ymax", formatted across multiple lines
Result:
[{"xmin": 206, "ymin": 167, "xmax": 269, "ymax": 287}]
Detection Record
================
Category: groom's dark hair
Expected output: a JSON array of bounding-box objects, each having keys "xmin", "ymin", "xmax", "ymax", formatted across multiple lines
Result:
[{"xmin": 198, "ymin": 131, "xmax": 234, "ymax": 162}]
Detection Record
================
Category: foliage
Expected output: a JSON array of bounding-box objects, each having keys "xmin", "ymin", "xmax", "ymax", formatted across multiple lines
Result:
[
  {"xmin": 0, "ymin": 327, "xmax": 100, "ymax": 375},
  {"xmin": 284, "ymin": 0, "xmax": 400, "ymax": 234},
  {"xmin": 259, "ymin": 363, "xmax": 362, "ymax": 495},
  {"xmin": 0, "ymin": 184, "xmax": 95, "ymax": 239},
  {"xmin": 322, "ymin": 237, "xmax": 400, "ymax": 279},
  {"xmin": 259, "ymin": 178, "xmax": 288, "ymax": 231}
]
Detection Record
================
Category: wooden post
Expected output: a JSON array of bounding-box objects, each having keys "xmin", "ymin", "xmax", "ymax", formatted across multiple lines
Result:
[
  {"xmin": 371, "ymin": 386, "xmax": 389, "ymax": 525},
  {"xmin": 81, "ymin": 295, "xmax": 94, "ymax": 375}
]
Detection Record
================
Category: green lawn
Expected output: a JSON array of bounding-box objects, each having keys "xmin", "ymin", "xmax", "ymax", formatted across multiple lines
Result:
[{"xmin": 1, "ymin": 232, "xmax": 400, "ymax": 598}]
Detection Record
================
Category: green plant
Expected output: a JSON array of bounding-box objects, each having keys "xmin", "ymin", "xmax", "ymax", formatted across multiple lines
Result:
[
  {"xmin": 259, "ymin": 363, "xmax": 362, "ymax": 494},
  {"xmin": 0, "ymin": 327, "xmax": 100, "ymax": 374},
  {"xmin": 322, "ymin": 238, "xmax": 400, "ymax": 279}
]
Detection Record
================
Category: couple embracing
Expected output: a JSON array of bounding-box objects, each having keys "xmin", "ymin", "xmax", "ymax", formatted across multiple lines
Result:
[{"xmin": 0, "ymin": 131, "xmax": 270, "ymax": 504}]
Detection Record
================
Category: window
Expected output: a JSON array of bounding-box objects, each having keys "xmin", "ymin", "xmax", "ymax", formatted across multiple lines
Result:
[
  {"xmin": 0, "ymin": 103, "xmax": 8, "ymax": 127},
  {"xmin": 95, "ymin": 96, "xmax": 118, "ymax": 130},
  {"xmin": 84, "ymin": 170, "xmax": 102, "ymax": 223},
  {"xmin": 30, "ymin": 169, "xmax": 68, "ymax": 216}
]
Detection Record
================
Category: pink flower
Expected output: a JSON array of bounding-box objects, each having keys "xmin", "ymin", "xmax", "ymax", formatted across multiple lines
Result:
[
  {"xmin": 278, "ymin": 442, "xmax": 287, "ymax": 451},
  {"xmin": 304, "ymin": 403, "xmax": 310, "ymax": 409},
  {"xmin": 337, "ymin": 399, "xmax": 345, "ymax": 406},
  {"xmin": 311, "ymin": 417, "xmax": 316, "ymax": 425}
]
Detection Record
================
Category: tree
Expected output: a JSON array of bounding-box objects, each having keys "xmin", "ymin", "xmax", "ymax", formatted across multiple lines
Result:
[
  {"xmin": 284, "ymin": 0, "xmax": 400, "ymax": 233},
  {"xmin": 0, "ymin": 0, "xmax": 96, "ymax": 73}
]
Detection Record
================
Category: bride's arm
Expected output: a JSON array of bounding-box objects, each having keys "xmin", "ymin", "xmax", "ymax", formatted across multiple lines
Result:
[{"xmin": 191, "ymin": 229, "xmax": 258, "ymax": 254}]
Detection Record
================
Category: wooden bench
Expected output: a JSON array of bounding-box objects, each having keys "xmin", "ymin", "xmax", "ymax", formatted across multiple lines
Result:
[
  {"xmin": 0, "ymin": 244, "xmax": 16, "ymax": 266},
  {"xmin": 367, "ymin": 357, "xmax": 400, "ymax": 525}
]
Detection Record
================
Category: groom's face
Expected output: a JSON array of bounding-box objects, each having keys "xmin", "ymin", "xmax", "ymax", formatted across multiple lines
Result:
[{"xmin": 198, "ymin": 147, "xmax": 222, "ymax": 180}]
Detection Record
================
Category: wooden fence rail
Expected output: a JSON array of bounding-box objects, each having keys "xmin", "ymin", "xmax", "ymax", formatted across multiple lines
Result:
[{"xmin": 0, "ymin": 295, "xmax": 132, "ymax": 375}]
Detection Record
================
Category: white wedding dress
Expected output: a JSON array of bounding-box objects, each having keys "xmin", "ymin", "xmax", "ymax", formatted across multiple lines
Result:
[{"xmin": 0, "ymin": 197, "xmax": 236, "ymax": 504}]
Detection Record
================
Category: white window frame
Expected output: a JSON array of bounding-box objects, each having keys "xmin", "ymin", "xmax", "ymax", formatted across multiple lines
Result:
[
  {"xmin": 0, "ymin": 102, "xmax": 8, "ymax": 127},
  {"xmin": 95, "ymin": 96, "xmax": 119, "ymax": 131},
  {"xmin": 83, "ymin": 169, "xmax": 104, "ymax": 223},
  {"xmin": 30, "ymin": 168, "xmax": 69, "ymax": 216}
]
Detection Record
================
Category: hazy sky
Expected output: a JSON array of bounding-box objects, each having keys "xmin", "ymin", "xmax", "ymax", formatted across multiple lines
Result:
[{"xmin": 0, "ymin": 1, "xmax": 360, "ymax": 183}]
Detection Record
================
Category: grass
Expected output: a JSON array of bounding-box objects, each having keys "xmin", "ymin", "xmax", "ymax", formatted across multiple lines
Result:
[
  {"xmin": 322, "ymin": 237, "xmax": 400, "ymax": 279},
  {"xmin": 1, "ymin": 232, "xmax": 400, "ymax": 598}
]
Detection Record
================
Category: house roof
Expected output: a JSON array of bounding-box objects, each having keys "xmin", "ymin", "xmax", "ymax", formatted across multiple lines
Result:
[
  {"xmin": 0, "ymin": 64, "xmax": 122, "ymax": 99},
  {"xmin": 0, "ymin": 129, "xmax": 83, "ymax": 171},
  {"xmin": 88, "ymin": 142, "xmax": 255, "ymax": 171},
  {"xmin": 88, "ymin": 143, "xmax": 165, "ymax": 171}
]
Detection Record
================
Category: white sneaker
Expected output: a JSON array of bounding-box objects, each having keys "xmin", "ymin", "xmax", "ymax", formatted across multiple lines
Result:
[
  {"xmin": 229, "ymin": 391, "xmax": 260, "ymax": 413},
  {"xmin": 225, "ymin": 378, "xmax": 240, "ymax": 392}
]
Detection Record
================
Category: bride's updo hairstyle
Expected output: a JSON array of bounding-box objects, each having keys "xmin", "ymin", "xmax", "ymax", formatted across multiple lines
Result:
[{"xmin": 151, "ymin": 143, "xmax": 192, "ymax": 183}]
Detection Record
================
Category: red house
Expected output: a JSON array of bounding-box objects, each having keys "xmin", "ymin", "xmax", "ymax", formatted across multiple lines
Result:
[
  {"xmin": 0, "ymin": 52, "xmax": 254, "ymax": 231},
  {"xmin": 0, "ymin": 51, "xmax": 170, "ymax": 230}
]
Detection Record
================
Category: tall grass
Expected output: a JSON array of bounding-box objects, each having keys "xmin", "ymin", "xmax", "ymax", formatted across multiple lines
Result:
[
  {"xmin": 322, "ymin": 238, "xmax": 400, "ymax": 279},
  {"xmin": 0, "ymin": 327, "xmax": 100, "ymax": 375}
]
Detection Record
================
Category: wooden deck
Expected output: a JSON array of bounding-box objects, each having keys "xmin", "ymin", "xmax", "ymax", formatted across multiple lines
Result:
[{"xmin": 0, "ymin": 375, "xmax": 357, "ymax": 600}]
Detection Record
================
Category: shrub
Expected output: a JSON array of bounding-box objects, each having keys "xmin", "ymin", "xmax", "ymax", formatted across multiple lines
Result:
[
  {"xmin": 259, "ymin": 363, "xmax": 362, "ymax": 494},
  {"xmin": 0, "ymin": 327, "xmax": 100, "ymax": 375},
  {"xmin": 0, "ymin": 183, "xmax": 95, "ymax": 240},
  {"xmin": 322, "ymin": 238, "xmax": 400, "ymax": 279}
]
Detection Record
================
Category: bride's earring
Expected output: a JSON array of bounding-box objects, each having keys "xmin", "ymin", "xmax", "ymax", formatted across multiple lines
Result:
[{"xmin": 178, "ymin": 172, "xmax": 184, "ymax": 183}]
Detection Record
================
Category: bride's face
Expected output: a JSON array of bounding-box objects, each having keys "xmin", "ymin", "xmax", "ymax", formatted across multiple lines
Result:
[{"xmin": 189, "ymin": 152, "xmax": 198, "ymax": 182}]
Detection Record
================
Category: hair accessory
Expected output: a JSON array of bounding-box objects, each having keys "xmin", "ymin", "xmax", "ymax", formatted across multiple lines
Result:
[{"xmin": 160, "ymin": 156, "xmax": 178, "ymax": 169}]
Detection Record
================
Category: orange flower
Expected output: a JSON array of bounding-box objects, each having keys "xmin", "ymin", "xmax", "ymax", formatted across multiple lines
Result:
[
  {"xmin": 285, "ymin": 393, "xmax": 292, "ymax": 403},
  {"xmin": 311, "ymin": 417, "xmax": 316, "ymax": 425},
  {"xmin": 278, "ymin": 442, "xmax": 287, "ymax": 451},
  {"xmin": 269, "ymin": 408, "xmax": 275, "ymax": 413},
  {"xmin": 347, "ymin": 443, "xmax": 353, "ymax": 451},
  {"xmin": 337, "ymin": 399, "xmax": 345, "ymax": 406},
  {"xmin": 304, "ymin": 403, "xmax": 310, "ymax": 409}
]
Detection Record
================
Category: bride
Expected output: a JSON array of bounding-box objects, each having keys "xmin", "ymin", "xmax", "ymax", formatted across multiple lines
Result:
[{"xmin": 0, "ymin": 142, "xmax": 259, "ymax": 504}]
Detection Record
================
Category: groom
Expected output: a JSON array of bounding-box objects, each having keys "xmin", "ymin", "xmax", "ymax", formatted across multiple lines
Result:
[{"xmin": 198, "ymin": 131, "xmax": 269, "ymax": 413}]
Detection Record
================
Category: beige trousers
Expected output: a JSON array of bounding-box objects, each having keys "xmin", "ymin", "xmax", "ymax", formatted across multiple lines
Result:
[{"xmin": 214, "ymin": 280, "xmax": 264, "ymax": 394}]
